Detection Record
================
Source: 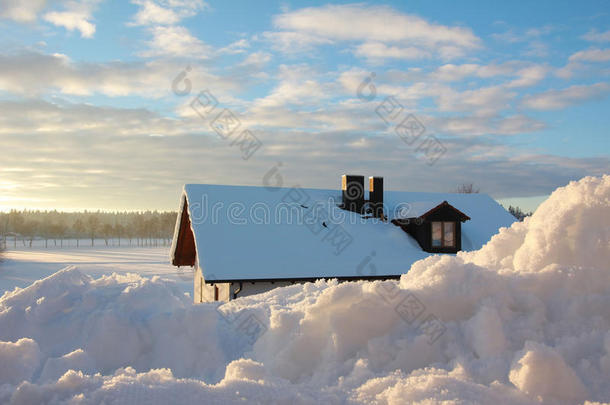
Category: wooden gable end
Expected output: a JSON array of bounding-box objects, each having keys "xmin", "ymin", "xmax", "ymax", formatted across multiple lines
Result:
[{"xmin": 172, "ymin": 198, "xmax": 197, "ymax": 267}]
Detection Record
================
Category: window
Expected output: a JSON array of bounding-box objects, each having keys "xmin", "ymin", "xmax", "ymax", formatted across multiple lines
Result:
[
  {"xmin": 431, "ymin": 221, "xmax": 456, "ymax": 248},
  {"xmin": 432, "ymin": 222, "xmax": 442, "ymax": 247}
]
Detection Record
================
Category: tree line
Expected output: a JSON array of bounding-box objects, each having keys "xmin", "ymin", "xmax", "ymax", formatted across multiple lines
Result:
[{"xmin": 0, "ymin": 210, "xmax": 177, "ymax": 248}]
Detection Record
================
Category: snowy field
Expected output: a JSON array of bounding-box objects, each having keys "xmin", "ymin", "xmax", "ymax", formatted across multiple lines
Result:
[
  {"xmin": 0, "ymin": 246, "xmax": 193, "ymax": 296},
  {"xmin": 0, "ymin": 175, "xmax": 609, "ymax": 404}
]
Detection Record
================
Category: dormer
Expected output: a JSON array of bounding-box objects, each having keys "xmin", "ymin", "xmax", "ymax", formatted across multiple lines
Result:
[{"xmin": 391, "ymin": 200, "xmax": 470, "ymax": 253}]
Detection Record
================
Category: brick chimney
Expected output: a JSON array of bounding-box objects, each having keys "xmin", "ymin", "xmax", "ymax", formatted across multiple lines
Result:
[
  {"xmin": 342, "ymin": 174, "xmax": 364, "ymax": 213},
  {"xmin": 369, "ymin": 176, "xmax": 383, "ymax": 217}
]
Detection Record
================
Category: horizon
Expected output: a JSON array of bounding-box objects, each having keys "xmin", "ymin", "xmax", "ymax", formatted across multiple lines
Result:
[{"xmin": 0, "ymin": 1, "xmax": 608, "ymax": 213}]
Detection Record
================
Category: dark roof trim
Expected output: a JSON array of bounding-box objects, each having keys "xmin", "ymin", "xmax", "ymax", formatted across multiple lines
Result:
[
  {"xmin": 205, "ymin": 274, "xmax": 401, "ymax": 284},
  {"xmin": 414, "ymin": 200, "xmax": 471, "ymax": 222}
]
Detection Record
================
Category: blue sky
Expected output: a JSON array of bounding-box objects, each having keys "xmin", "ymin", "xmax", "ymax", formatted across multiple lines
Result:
[{"xmin": 0, "ymin": 0, "xmax": 608, "ymax": 212}]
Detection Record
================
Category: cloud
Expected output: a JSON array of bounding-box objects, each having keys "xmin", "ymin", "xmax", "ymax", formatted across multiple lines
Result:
[
  {"xmin": 273, "ymin": 4, "xmax": 480, "ymax": 47},
  {"xmin": 250, "ymin": 64, "xmax": 330, "ymax": 109},
  {"xmin": 139, "ymin": 25, "xmax": 212, "ymax": 58},
  {"xmin": 266, "ymin": 4, "xmax": 480, "ymax": 60},
  {"xmin": 431, "ymin": 114, "xmax": 546, "ymax": 136},
  {"xmin": 43, "ymin": 10, "xmax": 96, "ymax": 38},
  {"xmin": 354, "ymin": 42, "xmax": 430, "ymax": 62},
  {"xmin": 238, "ymin": 52, "xmax": 271, "ymax": 68},
  {"xmin": 491, "ymin": 25, "xmax": 555, "ymax": 44},
  {"xmin": 42, "ymin": 0, "xmax": 101, "ymax": 38},
  {"xmin": 506, "ymin": 65, "xmax": 548, "ymax": 88},
  {"xmin": 569, "ymin": 48, "xmax": 610, "ymax": 63},
  {"xmin": 261, "ymin": 31, "xmax": 333, "ymax": 53},
  {"xmin": 435, "ymin": 85, "xmax": 516, "ymax": 116},
  {"xmin": 522, "ymin": 82, "xmax": 610, "ymax": 110},
  {"xmin": 581, "ymin": 29, "xmax": 610, "ymax": 42},
  {"xmin": 0, "ymin": 51, "xmax": 241, "ymax": 97},
  {"xmin": 218, "ymin": 39, "xmax": 250, "ymax": 55},
  {"xmin": 129, "ymin": 0, "xmax": 207, "ymax": 26},
  {"xmin": 1, "ymin": 98, "xmax": 606, "ymax": 210},
  {"xmin": 0, "ymin": 0, "xmax": 100, "ymax": 38},
  {"xmin": 0, "ymin": 0, "xmax": 48, "ymax": 22},
  {"xmin": 429, "ymin": 63, "xmax": 510, "ymax": 82}
]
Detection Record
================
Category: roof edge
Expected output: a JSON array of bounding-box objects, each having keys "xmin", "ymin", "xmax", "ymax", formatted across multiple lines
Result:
[{"xmin": 204, "ymin": 274, "xmax": 402, "ymax": 284}]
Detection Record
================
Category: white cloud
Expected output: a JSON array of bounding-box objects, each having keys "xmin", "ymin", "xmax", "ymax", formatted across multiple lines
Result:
[
  {"xmin": 1, "ymin": 98, "xmax": 606, "ymax": 209},
  {"xmin": 354, "ymin": 42, "xmax": 429, "ymax": 62},
  {"xmin": 43, "ymin": 10, "xmax": 96, "ymax": 38},
  {"xmin": 0, "ymin": 0, "xmax": 100, "ymax": 38},
  {"xmin": 273, "ymin": 4, "xmax": 480, "ymax": 47},
  {"xmin": 42, "ymin": 0, "xmax": 101, "ymax": 38},
  {"xmin": 251, "ymin": 64, "xmax": 329, "ymax": 109},
  {"xmin": 0, "ymin": 0, "xmax": 47, "ymax": 22},
  {"xmin": 506, "ymin": 65, "xmax": 548, "ymax": 88},
  {"xmin": 266, "ymin": 4, "xmax": 480, "ymax": 60},
  {"xmin": 431, "ymin": 64, "xmax": 486, "ymax": 82},
  {"xmin": 139, "ymin": 25, "xmax": 212, "ymax": 58},
  {"xmin": 522, "ymin": 82, "xmax": 610, "ymax": 110},
  {"xmin": 261, "ymin": 31, "xmax": 332, "ymax": 53},
  {"xmin": 238, "ymin": 52, "xmax": 271, "ymax": 68},
  {"xmin": 431, "ymin": 114, "xmax": 546, "ymax": 136},
  {"xmin": 491, "ymin": 25, "xmax": 555, "ymax": 44},
  {"xmin": 581, "ymin": 29, "xmax": 610, "ymax": 42},
  {"xmin": 0, "ymin": 51, "xmax": 240, "ymax": 97},
  {"xmin": 435, "ymin": 85, "xmax": 516, "ymax": 116},
  {"xmin": 218, "ymin": 39, "xmax": 250, "ymax": 55},
  {"xmin": 569, "ymin": 48, "xmax": 610, "ymax": 63},
  {"xmin": 129, "ymin": 0, "xmax": 207, "ymax": 26}
]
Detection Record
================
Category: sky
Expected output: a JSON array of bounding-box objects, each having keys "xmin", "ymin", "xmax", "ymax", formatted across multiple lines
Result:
[{"xmin": 0, "ymin": 0, "xmax": 608, "ymax": 212}]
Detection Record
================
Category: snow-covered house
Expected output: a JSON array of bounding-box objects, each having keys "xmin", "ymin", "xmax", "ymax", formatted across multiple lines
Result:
[{"xmin": 171, "ymin": 176, "xmax": 515, "ymax": 303}]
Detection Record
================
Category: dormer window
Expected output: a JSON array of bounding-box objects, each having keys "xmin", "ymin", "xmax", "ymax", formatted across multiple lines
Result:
[
  {"xmin": 431, "ymin": 221, "xmax": 455, "ymax": 248},
  {"xmin": 390, "ymin": 200, "xmax": 470, "ymax": 253}
]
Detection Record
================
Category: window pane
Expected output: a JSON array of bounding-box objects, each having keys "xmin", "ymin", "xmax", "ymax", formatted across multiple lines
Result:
[
  {"xmin": 443, "ymin": 222, "xmax": 455, "ymax": 247},
  {"xmin": 432, "ymin": 222, "xmax": 442, "ymax": 247}
]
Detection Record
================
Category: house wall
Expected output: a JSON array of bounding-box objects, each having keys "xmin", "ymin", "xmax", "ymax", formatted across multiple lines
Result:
[
  {"xmin": 194, "ymin": 268, "xmax": 294, "ymax": 302},
  {"xmin": 229, "ymin": 281, "xmax": 295, "ymax": 299},
  {"xmin": 194, "ymin": 267, "xmax": 231, "ymax": 303}
]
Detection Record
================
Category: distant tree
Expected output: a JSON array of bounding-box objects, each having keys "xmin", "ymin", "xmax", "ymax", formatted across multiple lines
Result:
[
  {"xmin": 114, "ymin": 223, "xmax": 124, "ymax": 247},
  {"xmin": 87, "ymin": 215, "xmax": 100, "ymax": 246},
  {"xmin": 453, "ymin": 183, "xmax": 480, "ymax": 193},
  {"xmin": 73, "ymin": 218, "xmax": 85, "ymax": 247},
  {"xmin": 21, "ymin": 220, "xmax": 38, "ymax": 248},
  {"xmin": 8, "ymin": 211, "xmax": 24, "ymax": 248},
  {"xmin": 125, "ymin": 220, "xmax": 136, "ymax": 246},
  {"xmin": 132, "ymin": 215, "xmax": 144, "ymax": 246},
  {"xmin": 508, "ymin": 205, "xmax": 532, "ymax": 221},
  {"xmin": 101, "ymin": 223, "xmax": 113, "ymax": 246},
  {"xmin": 55, "ymin": 219, "xmax": 68, "ymax": 247},
  {"xmin": 161, "ymin": 213, "xmax": 177, "ymax": 245},
  {"xmin": 40, "ymin": 221, "xmax": 52, "ymax": 248}
]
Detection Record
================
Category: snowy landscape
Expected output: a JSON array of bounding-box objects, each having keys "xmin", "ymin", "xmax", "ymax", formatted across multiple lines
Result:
[
  {"xmin": 2, "ymin": 0, "xmax": 610, "ymax": 403},
  {"xmin": 1, "ymin": 175, "xmax": 608, "ymax": 404}
]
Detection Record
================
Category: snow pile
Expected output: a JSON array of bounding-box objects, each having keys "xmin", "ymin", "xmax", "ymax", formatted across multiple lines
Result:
[{"xmin": 1, "ymin": 175, "xmax": 609, "ymax": 404}]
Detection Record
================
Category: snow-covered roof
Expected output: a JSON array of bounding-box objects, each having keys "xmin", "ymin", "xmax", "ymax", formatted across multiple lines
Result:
[{"xmin": 171, "ymin": 184, "xmax": 516, "ymax": 282}]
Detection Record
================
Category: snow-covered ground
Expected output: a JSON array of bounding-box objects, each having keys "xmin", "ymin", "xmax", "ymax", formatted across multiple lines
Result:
[
  {"xmin": 0, "ymin": 246, "xmax": 193, "ymax": 295},
  {"xmin": 0, "ymin": 175, "xmax": 609, "ymax": 404}
]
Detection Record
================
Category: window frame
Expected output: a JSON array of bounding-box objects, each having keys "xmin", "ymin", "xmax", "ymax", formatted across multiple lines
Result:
[{"xmin": 431, "ymin": 221, "xmax": 456, "ymax": 248}]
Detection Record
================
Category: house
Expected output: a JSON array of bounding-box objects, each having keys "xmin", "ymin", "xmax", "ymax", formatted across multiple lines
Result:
[{"xmin": 170, "ymin": 175, "xmax": 516, "ymax": 303}]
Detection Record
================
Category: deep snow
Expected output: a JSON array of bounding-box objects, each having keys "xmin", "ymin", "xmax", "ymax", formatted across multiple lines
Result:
[{"xmin": 0, "ymin": 175, "xmax": 609, "ymax": 404}]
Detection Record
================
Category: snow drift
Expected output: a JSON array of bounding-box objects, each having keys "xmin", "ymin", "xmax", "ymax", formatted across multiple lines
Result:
[{"xmin": 0, "ymin": 175, "xmax": 609, "ymax": 404}]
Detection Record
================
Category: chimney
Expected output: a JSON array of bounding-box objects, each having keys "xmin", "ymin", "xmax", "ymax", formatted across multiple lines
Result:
[
  {"xmin": 369, "ymin": 176, "xmax": 383, "ymax": 217},
  {"xmin": 342, "ymin": 174, "xmax": 364, "ymax": 213}
]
